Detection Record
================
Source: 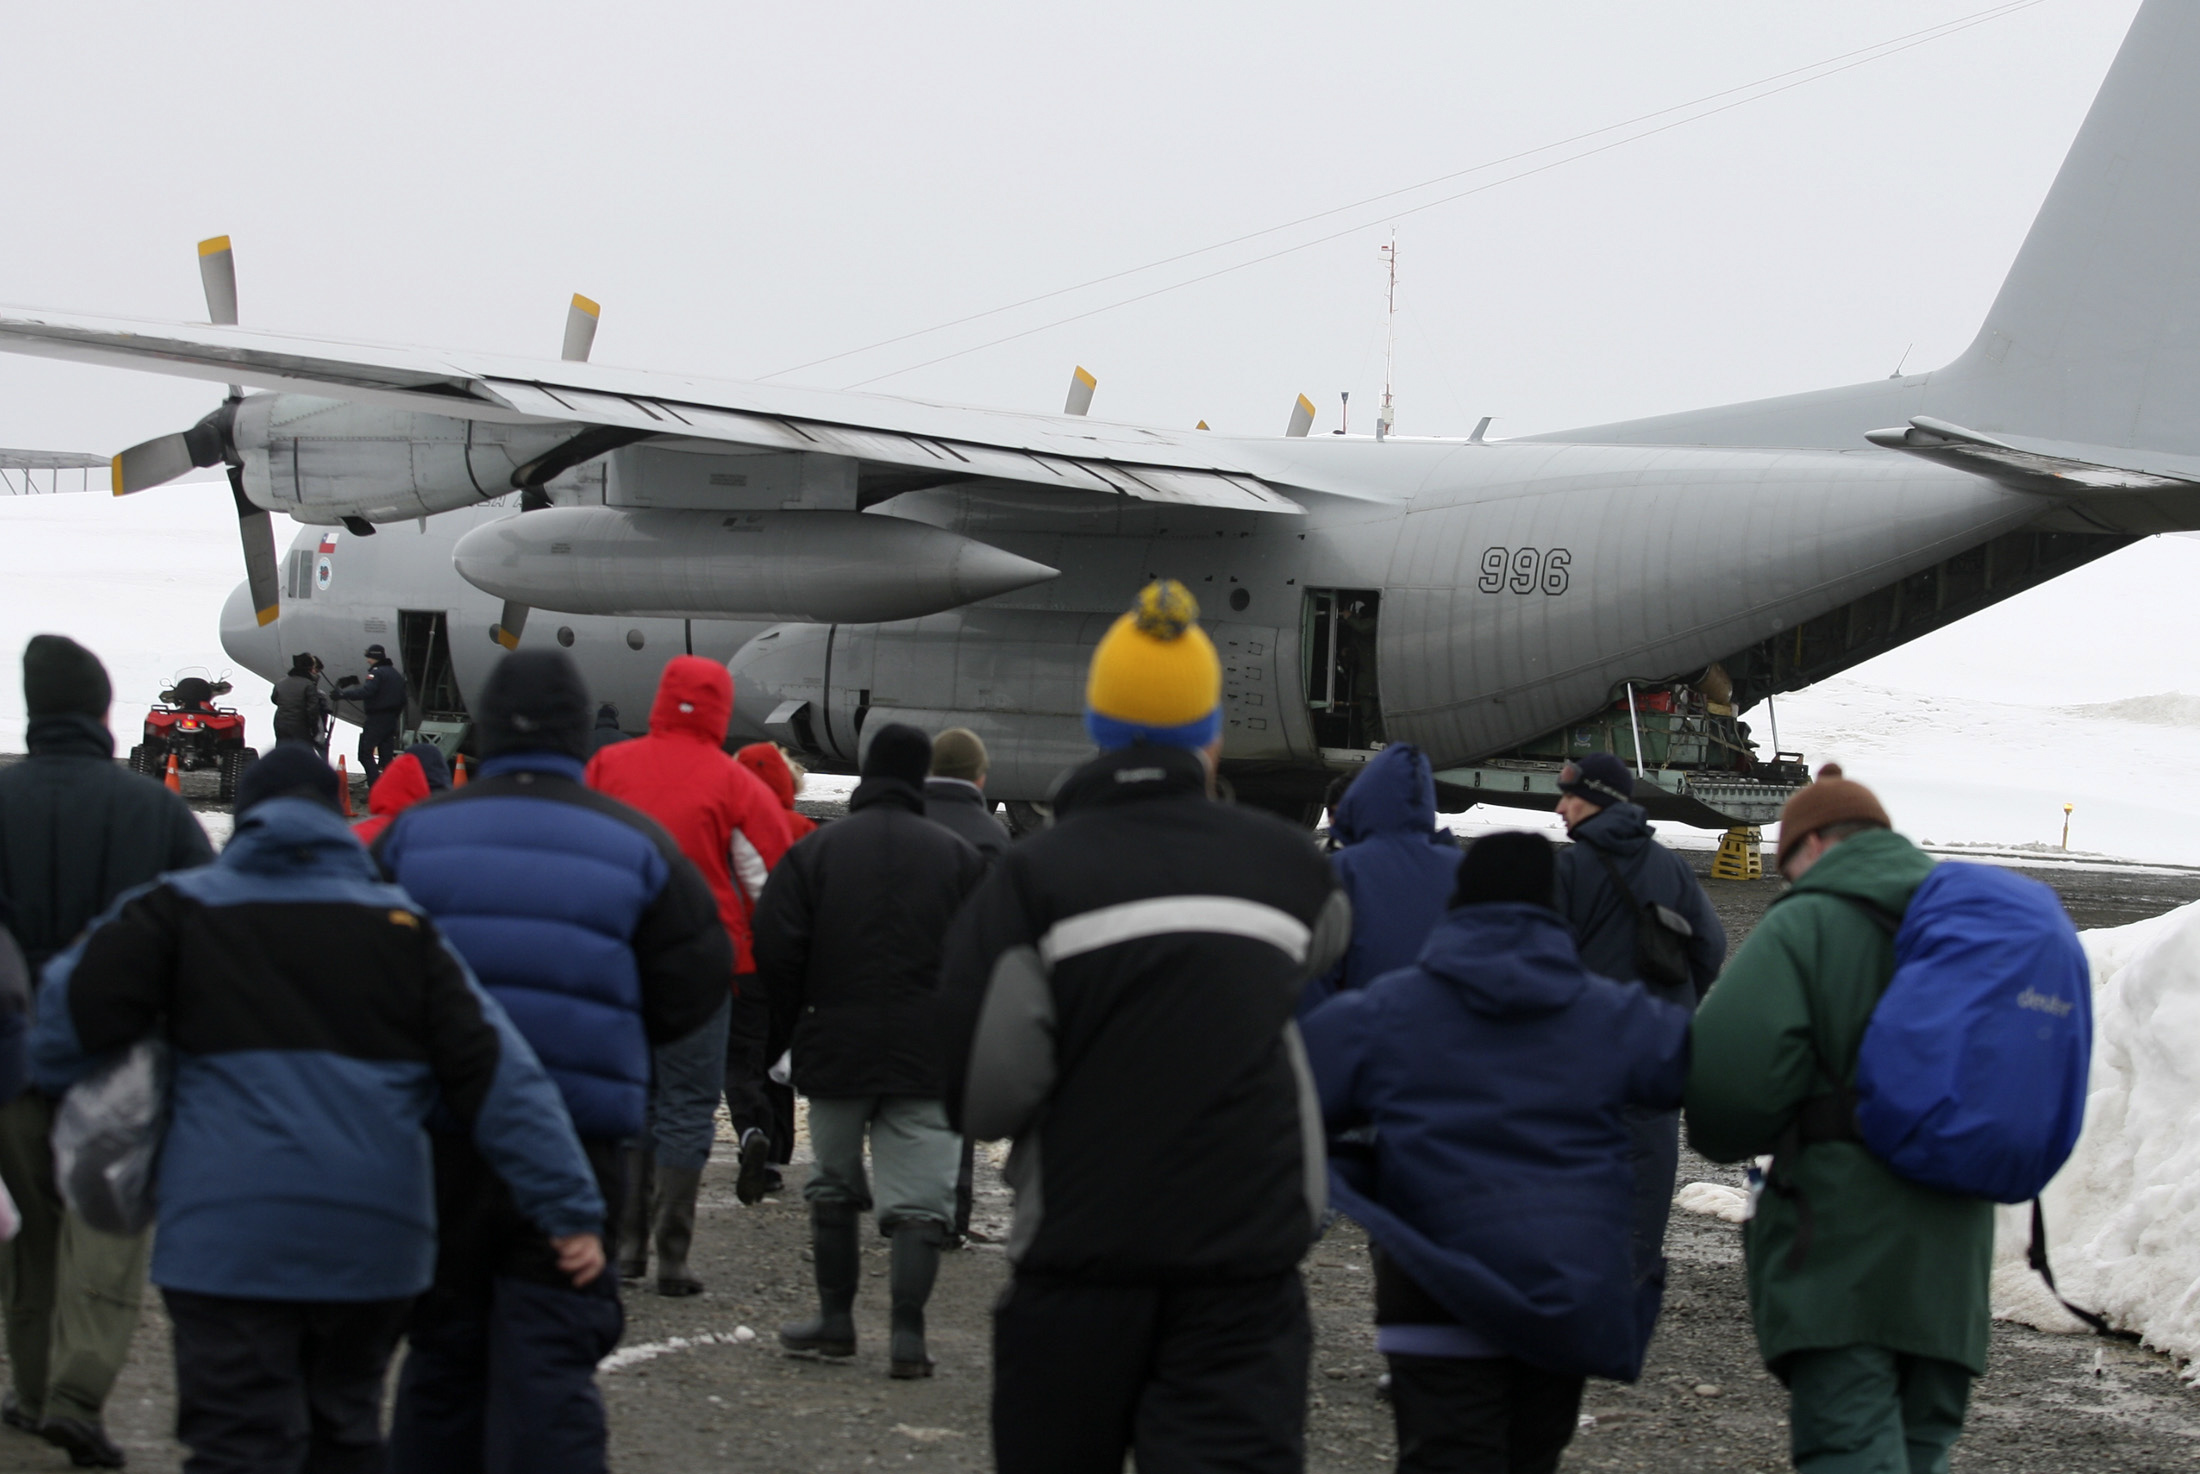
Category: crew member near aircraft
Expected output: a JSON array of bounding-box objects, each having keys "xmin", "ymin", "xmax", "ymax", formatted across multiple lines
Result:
[
  {"xmin": 268, "ymin": 652, "xmax": 331, "ymax": 752},
  {"xmin": 331, "ymin": 643, "xmax": 407, "ymax": 785},
  {"xmin": 938, "ymin": 581, "xmax": 1348, "ymax": 1473},
  {"xmin": 1551, "ymin": 750, "xmax": 1725, "ymax": 1341}
]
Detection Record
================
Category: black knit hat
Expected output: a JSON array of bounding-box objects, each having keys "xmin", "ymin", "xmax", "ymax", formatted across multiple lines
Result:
[
  {"xmin": 477, "ymin": 650, "xmax": 592, "ymax": 760},
  {"xmin": 1451, "ymin": 831, "xmax": 1557, "ymax": 910},
  {"xmin": 861, "ymin": 723, "xmax": 933, "ymax": 787},
  {"xmin": 23, "ymin": 635, "xmax": 111, "ymax": 719},
  {"xmin": 235, "ymin": 741, "xmax": 342, "ymax": 815},
  {"xmin": 1558, "ymin": 752, "xmax": 1633, "ymax": 809},
  {"xmin": 289, "ymin": 652, "xmax": 317, "ymax": 677}
]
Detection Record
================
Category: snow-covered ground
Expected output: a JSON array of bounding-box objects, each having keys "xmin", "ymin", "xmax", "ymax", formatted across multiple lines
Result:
[
  {"xmin": 1993, "ymin": 898, "xmax": 2200, "ymax": 1379},
  {"xmin": 5, "ymin": 488, "xmax": 2199, "ymax": 862}
]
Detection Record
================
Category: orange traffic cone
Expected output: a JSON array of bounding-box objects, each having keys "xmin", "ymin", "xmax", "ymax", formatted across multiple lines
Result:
[
  {"xmin": 163, "ymin": 753, "xmax": 181, "ymax": 793},
  {"xmin": 338, "ymin": 755, "xmax": 356, "ymax": 818},
  {"xmin": 453, "ymin": 754, "xmax": 469, "ymax": 788}
]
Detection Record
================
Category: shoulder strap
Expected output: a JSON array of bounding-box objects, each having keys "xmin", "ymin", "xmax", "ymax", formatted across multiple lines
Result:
[
  {"xmin": 2029, "ymin": 1200, "xmax": 2140, "ymax": 1342},
  {"xmin": 1589, "ymin": 844, "xmax": 1646, "ymax": 918}
]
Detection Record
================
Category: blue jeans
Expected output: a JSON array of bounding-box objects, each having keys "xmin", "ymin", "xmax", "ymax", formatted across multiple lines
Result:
[{"xmin": 645, "ymin": 997, "xmax": 730, "ymax": 1171}]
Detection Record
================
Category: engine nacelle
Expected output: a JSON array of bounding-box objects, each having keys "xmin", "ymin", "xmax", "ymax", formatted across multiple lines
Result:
[{"xmin": 233, "ymin": 394, "xmax": 582, "ymax": 522}]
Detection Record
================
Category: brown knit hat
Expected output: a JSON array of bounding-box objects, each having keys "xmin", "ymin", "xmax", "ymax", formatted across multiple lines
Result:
[{"xmin": 1776, "ymin": 763, "xmax": 1892, "ymax": 868}]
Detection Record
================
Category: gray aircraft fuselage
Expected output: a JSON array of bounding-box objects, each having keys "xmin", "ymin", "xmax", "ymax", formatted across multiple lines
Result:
[{"xmin": 226, "ymin": 432, "xmax": 2086, "ymax": 810}]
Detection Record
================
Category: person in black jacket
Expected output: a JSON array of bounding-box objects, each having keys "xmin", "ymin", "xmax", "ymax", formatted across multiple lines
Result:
[
  {"xmin": 331, "ymin": 643, "xmax": 407, "ymax": 784},
  {"xmin": 268, "ymin": 652, "xmax": 331, "ymax": 752},
  {"xmin": 923, "ymin": 726, "xmax": 1008, "ymax": 1246},
  {"xmin": 1550, "ymin": 750, "xmax": 1727, "ymax": 1353},
  {"xmin": 923, "ymin": 727, "xmax": 1008, "ymax": 862},
  {"xmin": 938, "ymin": 582, "xmax": 1348, "ymax": 1474},
  {"xmin": 0, "ymin": 635, "xmax": 215, "ymax": 1468},
  {"xmin": 754, "ymin": 723, "xmax": 984, "ymax": 1379}
]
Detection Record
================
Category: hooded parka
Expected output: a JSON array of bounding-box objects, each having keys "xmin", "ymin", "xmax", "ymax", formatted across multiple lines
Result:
[
  {"xmin": 1303, "ymin": 902, "xmax": 1689, "ymax": 1380},
  {"xmin": 1686, "ymin": 828, "xmax": 1994, "ymax": 1376},
  {"xmin": 352, "ymin": 752, "xmax": 433, "ymax": 846},
  {"xmin": 586, "ymin": 658, "xmax": 792, "ymax": 973},
  {"xmin": 1554, "ymin": 801, "xmax": 1725, "ymax": 1005},
  {"xmin": 736, "ymin": 743, "xmax": 815, "ymax": 843},
  {"xmin": 1302, "ymin": 743, "xmax": 1459, "ymax": 1016}
]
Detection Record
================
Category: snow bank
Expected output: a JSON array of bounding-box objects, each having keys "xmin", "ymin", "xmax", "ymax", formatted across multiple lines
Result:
[{"xmin": 1991, "ymin": 901, "xmax": 2200, "ymax": 1376}]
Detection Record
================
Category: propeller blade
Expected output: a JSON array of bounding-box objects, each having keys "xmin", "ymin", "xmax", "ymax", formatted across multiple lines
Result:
[
  {"xmin": 562, "ymin": 294, "xmax": 600, "ymax": 363},
  {"xmin": 1064, "ymin": 366, "xmax": 1097, "ymax": 416},
  {"xmin": 491, "ymin": 601, "xmax": 529, "ymax": 650},
  {"xmin": 1285, "ymin": 394, "xmax": 1316, "ymax": 438},
  {"xmin": 198, "ymin": 237, "xmax": 239, "ymax": 327},
  {"xmin": 111, "ymin": 434, "xmax": 197, "ymax": 495},
  {"xmin": 229, "ymin": 467, "xmax": 281, "ymax": 628}
]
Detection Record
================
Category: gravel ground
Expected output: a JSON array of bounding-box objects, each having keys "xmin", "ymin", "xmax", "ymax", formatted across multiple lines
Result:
[{"xmin": 0, "ymin": 772, "xmax": 2196, "ymax": 1470}]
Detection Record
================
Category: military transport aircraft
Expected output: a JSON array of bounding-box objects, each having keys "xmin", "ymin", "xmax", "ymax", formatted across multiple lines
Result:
[{"xmin": 0, "ymin": 1, "xmax": 2194, "ymax": 829}]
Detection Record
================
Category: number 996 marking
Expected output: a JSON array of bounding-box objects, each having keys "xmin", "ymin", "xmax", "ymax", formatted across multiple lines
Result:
[{"xmin": 1478, "ymin": 547, "xmax": 1570, "ymax": 595}]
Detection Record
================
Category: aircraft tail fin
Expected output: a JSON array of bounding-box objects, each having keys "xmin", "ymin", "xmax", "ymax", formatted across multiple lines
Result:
[
  {"xmin": 1947, "ymin": 0, "xmax": 2200, "ymax": 456},
  {"xmin": 1540, "ymin": 1, "xmax": 2200, "ymax": 463}
]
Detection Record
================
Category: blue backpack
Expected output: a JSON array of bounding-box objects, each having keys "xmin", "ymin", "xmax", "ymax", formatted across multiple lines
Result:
[{"xmin": 1848, "ymin": 862, "xmax": 2092, "ymax": 1204}]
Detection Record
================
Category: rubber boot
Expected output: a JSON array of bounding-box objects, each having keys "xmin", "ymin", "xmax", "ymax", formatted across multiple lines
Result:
[
  {"xmin": 654, "ymin": 1163, "xmax": 706, "ymax": 1297},
  {"xmin": 888, "ymin": 1218, "xmax": 946, "ymax": 1379},
  {"xmin": 780, "ymin": 1201, "xmax": 860, "ymax": 1357},
  {"xmin": 616, "ymin": 1146, "xmax": 652, "ymax": 1282}
]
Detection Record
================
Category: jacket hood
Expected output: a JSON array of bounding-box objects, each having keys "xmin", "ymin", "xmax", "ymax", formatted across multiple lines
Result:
[
  {"xmin": 1416, "ymin": 903, "xmax": 1589, "ymax": 1016},
  {"xmin": 366, "ymin": 753, "xmax": 431, "ymax": 819},
  {"xmin": 1783, "ymin": 826, "xmax": 1935, "ymax": 914},
  {"xmin": 225, "ymin": 797, "xmax": 377, "ymax": 878},
  {"xmin": 1334, "ymin": 743, "xmax": 1437, "ymax": 844},
  {"xmin": 735, "ymin": 743, "xmax": 799, "ymax": 811},
  {"xmin": 1569, "ymin": 800, "xmax": 1652, "ymax": 857},
  {"xmin": 649, "ymin": 656, "xmax": 733, "ymax": 744},
  {"xmin": 25, "ymin": 713, "xmax": 112, "ymax": 760}
]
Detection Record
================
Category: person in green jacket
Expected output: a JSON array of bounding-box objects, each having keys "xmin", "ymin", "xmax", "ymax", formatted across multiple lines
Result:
[{"xmin": 1686, "ymin": 765, "xmax": 1992, "ymax": 1474}]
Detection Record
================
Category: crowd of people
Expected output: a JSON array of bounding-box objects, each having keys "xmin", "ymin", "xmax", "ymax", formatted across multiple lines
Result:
[{"xmin": 0, "ymin": 583, "xmax": 2023, "ymax": 1474}]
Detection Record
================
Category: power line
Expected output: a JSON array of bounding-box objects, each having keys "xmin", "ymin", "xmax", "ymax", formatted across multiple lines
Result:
[{"xmin": 782, "ymin": 0, "xmax": 2049, "ymax": 390}]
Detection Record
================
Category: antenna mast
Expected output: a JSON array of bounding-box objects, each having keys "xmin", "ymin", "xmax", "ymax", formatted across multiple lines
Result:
[{"xmin": 1378, "ymin": 232, "xmax": 1397, "ymax": 441}]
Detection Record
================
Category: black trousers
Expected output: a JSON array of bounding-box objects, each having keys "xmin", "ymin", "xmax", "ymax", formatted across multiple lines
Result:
[
  {"xmin": 1386, "ymin": 1353, "xmax": 1584, "ymax": 1474},
  {"xmin": 356, "ymin": 715, "xmax": 400, "ymax": 785},
  {"xmin": 162, "ymin": 1289, "xmax": 411, "ymax": 1474},
  {"xmin": 723, "ymin": 982, "xmax": 773, "ymax": 1141},
  {"xmin": 387, "ymin": 1135, "xmax": 625, "ymax": 1474},
  {"xmin": 993, "ymin": 1270, "xmax": 1310, "ymax": 1474}
]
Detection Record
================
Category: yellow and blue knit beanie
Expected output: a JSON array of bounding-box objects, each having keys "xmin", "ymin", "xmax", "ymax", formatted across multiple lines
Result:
[{"xmin": 1084, "ymin": 580, "xmax": 1222, "ymax": 750}]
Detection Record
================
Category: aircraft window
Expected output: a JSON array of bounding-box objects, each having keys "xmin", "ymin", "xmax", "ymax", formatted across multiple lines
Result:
[
  {"xmin": 557, "ymin": 626, "xmax": 575, "ymax": 647},
  {"xmin": 1229, "ymin": 588, "xmax": 1251, "ymax": 612},
  {"xmin": 626, "ymin": 629, "xmax": 645, "ymax": 650}
]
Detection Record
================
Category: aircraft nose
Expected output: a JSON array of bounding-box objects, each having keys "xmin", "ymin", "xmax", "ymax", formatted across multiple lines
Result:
[{"xmin": 220, "ymin": 579, "xmax": 285, "ymax": 683}]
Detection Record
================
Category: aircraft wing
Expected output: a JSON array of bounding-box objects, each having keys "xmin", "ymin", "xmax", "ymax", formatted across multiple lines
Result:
[
  {"xmin": 0, "ymin": 449, "xmax": 106, "ymax": 470},
  {"xmin": 0, "ymin": 307, "xmax": 1304, "ymax": 514}
]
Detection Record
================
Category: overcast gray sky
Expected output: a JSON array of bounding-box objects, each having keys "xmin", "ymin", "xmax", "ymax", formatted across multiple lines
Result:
[{"xmin": 0, "ymin": 1, "xmax": 2143, "ymax": 454}]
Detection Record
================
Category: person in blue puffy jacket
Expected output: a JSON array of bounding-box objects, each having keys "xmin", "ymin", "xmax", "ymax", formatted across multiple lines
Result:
[
  {"xmin": 1298, "ymin": 743, "xmax": 1461, "ymax": 1019},
  {"xmin": 27, "ymin": 743, "xmax": 605, "ymax": 1473},
  {"xmin": 1303, "ymin": 831, "xmax": 1690, "ymax": 1473},
  {"xmin": 373, "ymin": 651, "xmax": 732, "ymax": 1474}
]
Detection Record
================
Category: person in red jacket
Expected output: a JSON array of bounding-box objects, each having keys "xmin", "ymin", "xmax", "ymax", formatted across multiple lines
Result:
[
  {"xmin": 586, "ymin": 657, "xmax": 790, "ymax": 1295},
  {"xmin": 350, "ymin": 743, "xmax": 451, "ymax": 846},
  {"xmin": 737, "ymin": 742, "xmax": 816, "ymax": 843}
]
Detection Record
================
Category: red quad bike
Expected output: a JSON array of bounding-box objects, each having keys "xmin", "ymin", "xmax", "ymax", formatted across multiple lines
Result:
[{"xmin": 129, "ymin": 672, "xmax": 258, "ymax": 804}]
